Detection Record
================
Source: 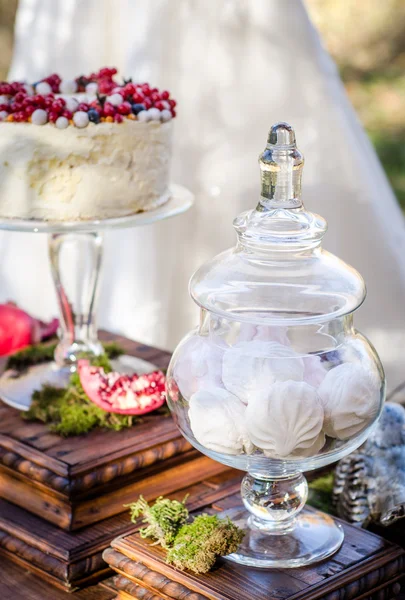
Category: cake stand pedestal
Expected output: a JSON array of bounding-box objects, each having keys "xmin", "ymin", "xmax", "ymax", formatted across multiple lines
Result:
[{"xmin": 0, "ymin": 184, "xmax": 193, "ymax": 410}]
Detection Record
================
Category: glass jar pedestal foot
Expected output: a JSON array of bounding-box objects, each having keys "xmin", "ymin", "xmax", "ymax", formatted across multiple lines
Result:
[
  {"xmin": 221, "ymin": 473, "xmax": 343, "ymax": 568},
  {"xmin": 0, "ymin": 185, "xmax": 193, "ymax": 411}
]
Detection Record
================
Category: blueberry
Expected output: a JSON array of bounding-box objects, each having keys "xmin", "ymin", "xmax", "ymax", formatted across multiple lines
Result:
[
  {"xmin": 88, "ymin": 108, "xmax": 100, "ymax": 124},
  {"xmin": 132, "ymin": 103, "xmax": 146, "ymax": 115}
]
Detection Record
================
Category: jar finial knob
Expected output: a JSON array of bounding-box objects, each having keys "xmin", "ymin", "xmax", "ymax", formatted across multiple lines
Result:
[{"xmin": 259, "ymin": 122, "xmax": 304, "ymax": 209}]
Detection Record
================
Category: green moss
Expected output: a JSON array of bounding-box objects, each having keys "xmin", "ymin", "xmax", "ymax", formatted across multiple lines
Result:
[
  {"xmin": 307, "ymin": 472, "xmax": 335, "ymax": 515},
  {"xmin": 167, "ymin": 514, "xmax": 244, "ymax": 574},
  {"xmin": 23, "ymin": 350, "xmax": 136, "ymax": 437},
  {"xmin": 7, "ymin": 341, "xmax": 124, "ymax": 374},
  {"xmin": 127, "ymin": 495, "xmax": 189, "ymax": 547},
  {"xmin": 127, "ymin": 495, "xmax": 244, "ymax": 574}
]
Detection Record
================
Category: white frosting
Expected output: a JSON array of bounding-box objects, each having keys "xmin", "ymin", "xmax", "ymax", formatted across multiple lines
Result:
[
  {"xmin": 318, "ymin": 362, "xmax": 380, "ymax": 439},
  {"xmin": 246, "ymin": 380, "xmax": 325, "ymax": 458},
  {"xmin": 222, "ymin": 340, "xmax": 304, "ymax": 404},
  {"xmin": 188, "ymin": 386, "xmax": 254, "ymax": 455},
  {"xmin": 173, "ymin": 335, "xmax": 224, "ymax": 400},
  {"xmin": 0, "ymin": 119, "xmax": 172, "ymax": 220}
]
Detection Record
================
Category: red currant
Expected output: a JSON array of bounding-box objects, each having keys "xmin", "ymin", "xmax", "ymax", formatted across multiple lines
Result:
[
  {"xmin": 0, "ymin": 104, "xmax": 9, "ymax": 112},
  {"xmin": 142, "ymin": 85, "xmax": 151, "ymax": 96},
  {"xmin": 114, "ymin": 113, "xmax": 123, "ymax": 123},
  {"xmin": 103, "ymin": 103, "xmax": 116, "ymax": 117},
  {"xmin": 171, "ymin": 109, "xmax": 176, "ymax": 117},
  {"xmin": 77, "ymin": 103, "xmax": 89, "ymax": 112},
  {"xmin": 150, "ymin": 92, "xmax": 160, "ymax": 103},
  {"xmin": 169, "ymin": 99, "xmax": 176, "ymax": 108},
  {"xmin": 24, "ymin": 105, "xmax": 35, "ymax": 117},
  {"xmin": 154, "ymin": 101, "xmax": 164, "ymax": 110},
  {"xmin": 132, "ymin": 93, "xmax": 144, "ymax": 104},
  {"xmin": 98, "ymin": 79, "xmax": 114, "ymax": 94},
  {"xmin": 0, "ymin": 83, "xmax": 12, "ymax": 95},
  {"xmin": 51, "ymin": 100, "xmax": 65, "ymax": 113},
  {"xmin": 124, "ymin": 83, "xmax": 136, "ymax": 96},
  {"xmin": 161, "ymin": 90, "xmax": 170, "ymax": 100},
  {"xmin": 62, "ymin": 110, "xmax": 73, "ymax": 120},
  {"xmin": 143, "ymin": 98, "xmax": 152, "ymax": 109},
  {"xmin": 32, "ymin": 95, "xmax": 45, "ymax": 108},
  {"xmin": 13, "ymin": 111, "xmax": 26, "ymax": 122},
  {"xmin": 11, "ymin": 102, "xmax": 23, "ymax": 112},
  {"xmin": 14, "ymin": 92, "xmax": 27, "ymax": 103},
  {"xmin": 117, "ymin": 101, "xmax": 131, "ymax": 115},
  {"xmin": 48, "ymin": 111, "xmax": 59, "ymax": 123}
]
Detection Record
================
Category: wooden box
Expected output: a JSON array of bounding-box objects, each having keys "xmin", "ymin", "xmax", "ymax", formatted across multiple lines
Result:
[
  {"xmin": 0, "ymin": 333, "xmax": 224, "ymax": 531},
  {"xmin": 0, "ymin": 469, "xmax": 240, "ymax": 592},
  {"xmin": 103, "ymin": 471, "xmax": 405, "ymax": 600}
]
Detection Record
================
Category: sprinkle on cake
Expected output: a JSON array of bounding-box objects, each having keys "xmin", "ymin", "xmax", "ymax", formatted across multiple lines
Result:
[{"xmin": 0, "ymin": 67, "xmax": 176, "ymax": 128}]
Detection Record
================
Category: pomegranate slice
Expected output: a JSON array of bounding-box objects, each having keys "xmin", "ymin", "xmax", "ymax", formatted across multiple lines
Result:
[
  {"xmin": 78, "ymin": 359, "xmax": 166, "ymax": 415},
  {"xmin": 0, "ymin": 302, "xmax": 59, "ymax": 356}
]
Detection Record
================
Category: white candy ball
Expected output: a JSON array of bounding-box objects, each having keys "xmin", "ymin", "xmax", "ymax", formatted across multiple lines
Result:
[
  {"xmin": 137, "ymin": 109, "xmax": 151, "ymax": 122},
  {"xmin": 85, "ymin": 82, "xmax": 98, "ymax": 95},
  {"xmin": 0, "ymin": 111, "xmax": 8, "ymax": 121},
  {"xmin": 55, "ymin": 116, "xmax": 69, "ymax": 129},
  {"xmin": 160, "ymin": 109, "xmax": 172, "ymax": 122},
  {"xmin": 23, "ymin": 84, "xmax": 34, "ymax": 96},
  {"xmin": 64, "ymin": 97, "xmax": 79, "ymax": 113},
  {"xmin": 0, "ymin": 95, "xmax": 9, "ymax": 104},
  {"xmin": 147, "ymin": 108, "xmax": 161, "ymax": 121},
  {"xmin": 59, "ymin": 79, "xmax": 78, "ymax": 94},
  {"xmin": 35, "ymin": 81, "xmax": 52, "ymax": 95},
  {"xmin": 31, "ymin": 109, "xmax": 48, "ymax": 125},
  {"xmin": 106, "ymin": 93, "xmax": 123, "ymax": 107},
  {"xmin": 73, "ymin": 111, "xmax": 89, "ymax": 128}
]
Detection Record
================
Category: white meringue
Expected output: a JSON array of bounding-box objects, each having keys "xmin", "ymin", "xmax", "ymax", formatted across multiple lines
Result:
[
  {"xmin": 303, "ymin": 355, "xmax": 327, "ymax": 387},
  {"xmin": 188, "ymin": 387, "xmax": 254, "ymax": 455},
  {"xmin": 246, "ymin": 381, "xmax": 325, "ymax": 458},
  {"xmin": 222, "ymin": 341, "xmax": 304, "ymax": 404},
  {"xmin": 173, "ymin": 335, "xmax": 224, "ymax": 400},
  {"xmin": 318, "ymin": 363, "xmax": 380, "ymax": 439}
]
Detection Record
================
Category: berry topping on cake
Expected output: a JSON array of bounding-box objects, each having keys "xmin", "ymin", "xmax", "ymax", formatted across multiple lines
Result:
[{"xmin": 0, "ymin": 68, "xmax": 176, "ymax": 128}]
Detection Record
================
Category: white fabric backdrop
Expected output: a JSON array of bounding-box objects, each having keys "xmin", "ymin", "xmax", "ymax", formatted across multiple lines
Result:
[{"xmin": 4, "ymin": 0, "xmax": 405, "ymax": 388}]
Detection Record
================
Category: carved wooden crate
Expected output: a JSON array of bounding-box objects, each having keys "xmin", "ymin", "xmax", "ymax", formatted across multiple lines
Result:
[
  {"xmin": 0, "ymin": 469, "xmax": 238, "ymax": 592},
  {"xmin": 103, "ymin": 471, "xmax": 405, "ymax": 600},
  {"xmin": 0, "ymin": 332, "xmax": 224, "ymax": 531}
]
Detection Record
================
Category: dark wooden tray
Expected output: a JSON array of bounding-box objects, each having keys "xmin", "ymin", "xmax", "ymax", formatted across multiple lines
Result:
[
  {"xmin": 0, "ymin": 332, "xmax": 222, "ymax": 531},
  {"xmin": 103, "ymin": 471, "xmax": 405, "ymax": 600},
  {"xmin": 0, "ymin": 468, "xmax": 236, "ymax": 591}
]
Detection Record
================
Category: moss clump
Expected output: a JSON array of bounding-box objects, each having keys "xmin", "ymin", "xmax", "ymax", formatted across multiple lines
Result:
[
  {"xmin": 127, "ymin": 495, "xmax": 244, "ymax": 574},
  {"xmin": 167, "ymin": 514, "xmax": 244, "ymax": 574},
  {"xmin": 307, "ymin": 472, "xmax": 335, "ymax": 515},
  {"xmin": 7, "ymin": 341, "xmax": 124, "ymax": 373},
  {"xmin": 23, "ymin": 349, "xmax": 136, "ymax": 437},
  {"xmin": 127, "ymin": 495, "xmax": 189, "ymax": 547}
]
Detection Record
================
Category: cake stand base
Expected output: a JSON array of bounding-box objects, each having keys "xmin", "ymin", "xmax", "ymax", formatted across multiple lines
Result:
[
  {"xmin": 221, "ymin": 506, "xmax": 344, "ymax": 568},
  {"xmin": 0, "ymin": 354, "xmax": 158, "ymax": 411}
]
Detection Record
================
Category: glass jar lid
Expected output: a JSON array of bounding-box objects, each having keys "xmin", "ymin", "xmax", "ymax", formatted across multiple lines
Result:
[{"xmin": 190, "ymin": 123, "xmax": 366, "ymax": 326}]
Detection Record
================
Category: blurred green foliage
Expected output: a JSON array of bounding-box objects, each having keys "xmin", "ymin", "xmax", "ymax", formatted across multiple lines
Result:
[{"xmin": 308, "ymin": 0, "xmax": 405, "ymax": 208}]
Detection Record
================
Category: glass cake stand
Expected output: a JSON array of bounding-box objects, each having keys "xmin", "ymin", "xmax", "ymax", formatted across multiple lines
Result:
[{"xmin": 0, "ymin": 184, "xmax": 193, "ymax": 410}]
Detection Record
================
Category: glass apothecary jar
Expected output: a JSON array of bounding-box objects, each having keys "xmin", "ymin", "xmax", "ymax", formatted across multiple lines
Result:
[{"xmin": 166, "ymin": 123, "xmax": 385, "ymax": 568}]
